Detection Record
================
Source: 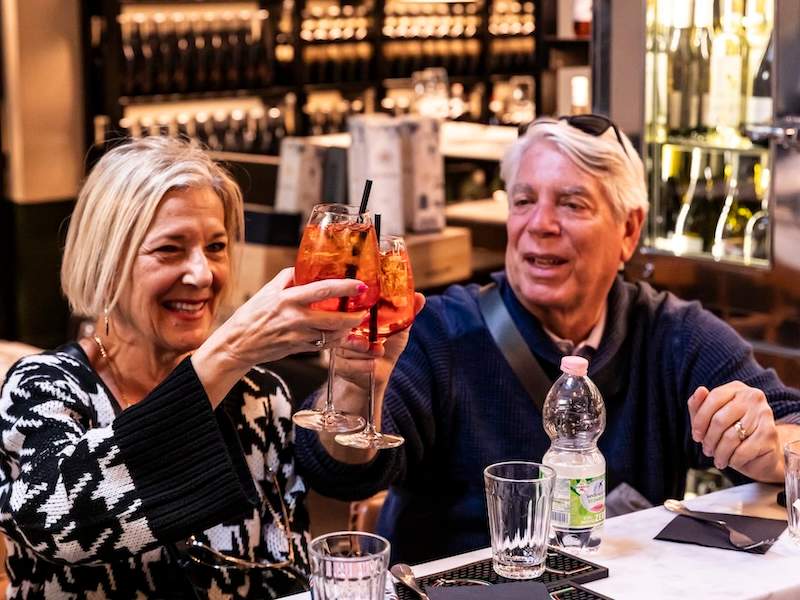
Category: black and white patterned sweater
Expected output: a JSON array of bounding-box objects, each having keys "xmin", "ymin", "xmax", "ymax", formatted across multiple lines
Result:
[{"xmin": 0, "ymin": 343, "xmax": 310, "ymax": 599}]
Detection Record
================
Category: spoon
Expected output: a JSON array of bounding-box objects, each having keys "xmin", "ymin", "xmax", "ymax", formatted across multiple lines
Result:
[
  {"xmin": 390, "ymin": 563, "xmax": 430, "ymax": 600},
  {"xmin": 663, "ymin": 499, "xmax": 770, "ymax": 550}
]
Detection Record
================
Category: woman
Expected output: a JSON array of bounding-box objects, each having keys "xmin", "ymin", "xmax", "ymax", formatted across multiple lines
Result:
[{"xmin": 0, "ymin": 137, "xmax": 368, "ymax": 598}]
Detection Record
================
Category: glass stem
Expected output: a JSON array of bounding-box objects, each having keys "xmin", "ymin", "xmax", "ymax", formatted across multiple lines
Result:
[
  {"xmin": 366, "ymin": 360, "xmax": 378, "ymax": 436},
  {"xmin": 323, "ymin": 350, "xmax": 337, "ymax": 416}
]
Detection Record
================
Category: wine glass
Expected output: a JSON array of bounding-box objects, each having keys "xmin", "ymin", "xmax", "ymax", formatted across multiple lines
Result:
[
  {"xmin": 335, "ymin": 235, "xmax": 415, "ymax": 450},
  {"xmin": 292, "ymin": 204, "xmax": 380, "ymax": 432}
]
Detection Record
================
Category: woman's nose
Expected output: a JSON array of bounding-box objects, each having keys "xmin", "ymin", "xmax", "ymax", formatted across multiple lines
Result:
[{"xmin": 182, "ymin": 249, "xmax": 213, "ymax": 287}]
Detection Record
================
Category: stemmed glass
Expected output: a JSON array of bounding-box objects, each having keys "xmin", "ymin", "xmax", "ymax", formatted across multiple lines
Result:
[
  {"xmin": 335, "ymin": 235, "xmax": 415, "ymax": 450},
  {"xmin": 292, "ymin": 204, "xmax": 381, "ymax": 432}
]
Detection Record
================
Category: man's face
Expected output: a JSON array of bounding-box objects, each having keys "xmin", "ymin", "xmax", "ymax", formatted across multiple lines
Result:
[{"xmin": 505, "ymin": 141, "xmax": 642, "ymax": 324}]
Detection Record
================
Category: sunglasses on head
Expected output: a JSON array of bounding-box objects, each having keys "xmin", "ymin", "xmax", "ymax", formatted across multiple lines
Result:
[{"xmin": 523, "ymin": 114, "xmax": 630, "ymax": 158}]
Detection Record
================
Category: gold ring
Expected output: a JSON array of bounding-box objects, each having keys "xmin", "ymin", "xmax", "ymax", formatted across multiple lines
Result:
[{"xmin": 734, "ymin": 420, "xmax": 750, "ymax": 441}]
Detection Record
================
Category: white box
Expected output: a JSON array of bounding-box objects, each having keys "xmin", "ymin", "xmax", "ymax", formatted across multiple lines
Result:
[
  {"xmin": 274, "ymin": 137, "xmax": 327, "ymax": 221},
  {"xmin": 348, "ymin": 115, "xmax": 407, "ymax": 236},
  {"xmin": 400, "ymin": 117, "xmax": 446, "ymax": 232},
  {"xmin": 347, "ymin": 114, "xmax": 445, "ymax": 235}
]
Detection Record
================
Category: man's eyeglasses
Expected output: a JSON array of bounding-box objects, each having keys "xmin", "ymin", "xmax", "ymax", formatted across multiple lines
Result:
[{"xmin": 523, "ymin": 114, "xmax": 630, "ymax": 158}]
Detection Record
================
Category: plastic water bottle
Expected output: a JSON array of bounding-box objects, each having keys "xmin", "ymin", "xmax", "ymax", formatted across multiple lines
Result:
[{"xmin": 542, "ymin": 355, "xmax": 606, "ymax": 553}]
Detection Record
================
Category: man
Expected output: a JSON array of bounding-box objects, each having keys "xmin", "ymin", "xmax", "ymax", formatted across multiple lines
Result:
[{"xmin": 296, "ymin": 115, "xmax": 800, "ymax": 564}]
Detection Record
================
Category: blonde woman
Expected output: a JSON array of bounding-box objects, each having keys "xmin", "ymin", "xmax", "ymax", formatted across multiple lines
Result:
[{"xmin": 0, "ymin": 137, "xmax": 368, "ymax": 598}]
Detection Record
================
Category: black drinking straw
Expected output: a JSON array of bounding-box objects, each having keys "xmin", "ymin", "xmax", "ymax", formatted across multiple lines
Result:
[
  {"xmin": 338, "ymin": 179, "xmax": 373, "ymax": 312},
  {"xmin": 358, "ymin": 179, "xmax": 373, "ymax": 215},
  {"xmin": 369, "ymin": 214, "xmax": 381, "ymax": 344}
]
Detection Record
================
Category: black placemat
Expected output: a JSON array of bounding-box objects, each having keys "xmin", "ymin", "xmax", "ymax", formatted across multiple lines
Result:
[
  {"xmin": 655, "ymin": 511, "xmax": 787, "ymax": 554},
  {"xmin": 427, "ymin": 581, "xmax": 549, "ymax": 599},
  {"xmin": 393, "ymin": 548, "xmax": 611, "ymax": 600}
]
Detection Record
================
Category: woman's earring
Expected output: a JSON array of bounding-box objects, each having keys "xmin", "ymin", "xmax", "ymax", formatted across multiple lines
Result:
[{"xmin": 104, "ymin": 307, "xmax": 110, "ymax": 336}]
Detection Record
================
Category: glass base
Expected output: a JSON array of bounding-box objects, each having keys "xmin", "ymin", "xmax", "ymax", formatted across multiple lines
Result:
[
  {"xmin": 292, "ymin": 409, "xmax": 365, "ymax": 433},
  {"xmin": 334, "ymin": 429, "xmax": 405, "ymax": 450},
  {"xmin": 491, "ymin": 558, "xmax": 545, "ymax": 580}
]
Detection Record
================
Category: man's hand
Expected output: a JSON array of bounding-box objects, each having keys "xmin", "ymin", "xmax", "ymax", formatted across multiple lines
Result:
[
  {"xmin": 688, "ymin": 381, "xmax": 784, "ymax": 482},
  {"xmin": 312, "ymin": 293, "xmax": 426, "ymax": 464},
  {"xmin": 334, "ymin": 292, "xmax": 426, "ymax": 395}
]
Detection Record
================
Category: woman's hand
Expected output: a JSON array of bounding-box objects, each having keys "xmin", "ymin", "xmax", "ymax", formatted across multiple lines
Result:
[
  {"xmin": 193, "ymin": 268, "xmax": 368, "ymax": 406},
  {"xmin": 224, "ymin": 268, "xmax": 369, "ymax": 366}
]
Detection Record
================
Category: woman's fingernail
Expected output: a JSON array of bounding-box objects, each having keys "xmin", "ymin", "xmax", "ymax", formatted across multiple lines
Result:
[
  {"xmin": 357, "ymin": 284, "xmax": 368, "ymax": 293},
  {"xmin": 692, "ymin": 430, "xmax": 700, "ymax": 442}
]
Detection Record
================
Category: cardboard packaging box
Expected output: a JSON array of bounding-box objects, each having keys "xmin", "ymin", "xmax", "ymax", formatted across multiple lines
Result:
[
  {"xmin": 348, "ymin": 114, "xmax": 445, "ymax": 235},
  {"xmin": 274, "ymin": 137, "xmax": 348, "ymax": 222}
]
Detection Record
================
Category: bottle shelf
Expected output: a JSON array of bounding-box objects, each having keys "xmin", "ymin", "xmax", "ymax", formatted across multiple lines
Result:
[
  {"xmin": 85, "ymin": 0, "xmax": 580, "ymax": 157},
  {"xmin": 649, "ymin": 136, "xmax": 769, "ymax": 158},
  {"xmin": 119, "ymin": 88, "xmax": 293, "ymax": 107},
  {"xmin": 641, "ymin": 244, "xmax": 770, "ymax": 271},
  {"xmin": 543, "ymin": 35, "xmax": 590, "ymax": 45}
]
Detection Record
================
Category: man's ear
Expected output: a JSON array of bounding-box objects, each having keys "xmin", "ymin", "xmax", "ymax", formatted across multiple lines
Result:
[{"xmin": 621, "ymin": 207, "xmax": 645, "ymax": 263}]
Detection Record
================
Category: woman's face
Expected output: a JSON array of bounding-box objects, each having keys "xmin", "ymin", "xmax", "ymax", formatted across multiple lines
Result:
[{"xmin": 116, "ymin": 187, "xmax": 230, "ymax": 356}]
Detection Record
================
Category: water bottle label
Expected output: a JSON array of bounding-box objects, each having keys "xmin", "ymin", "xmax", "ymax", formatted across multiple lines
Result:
[{"xmin": 551, "ymin": 475, "xmax": 605, "ymax": 528}]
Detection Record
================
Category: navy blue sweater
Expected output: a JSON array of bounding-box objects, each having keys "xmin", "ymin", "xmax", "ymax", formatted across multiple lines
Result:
[{"xmin": 296, "ymin": 272, "xmax": 800, "ymax": 564}]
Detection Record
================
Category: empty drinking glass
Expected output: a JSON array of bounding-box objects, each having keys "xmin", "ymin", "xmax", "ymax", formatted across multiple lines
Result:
[
  {"xmin": 309, "ymin": 531, "xmax": 390, "ymax": 600},
  {"xmin": 484, "ymin": 461, "xmax": 556, "ymax": 579},
  {"xmin": 785, "ymin": 440, "xmax": 800, "ymax": 543}
]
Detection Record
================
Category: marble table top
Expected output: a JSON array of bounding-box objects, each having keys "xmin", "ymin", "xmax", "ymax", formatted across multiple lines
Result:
[{"xmin": 284, "ymin": 482, "xmax": 800, "ymax": 600}]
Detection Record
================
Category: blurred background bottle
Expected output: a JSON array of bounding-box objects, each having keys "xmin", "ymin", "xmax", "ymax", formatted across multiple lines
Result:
[
  {"xmin": 691, "ymin": 0, "xmax": 713, "ymax": 135},
  {"xmin": 667, "ymin": 1, "xmax": 697, "ymax": 136},
  {"xmin": 573, "ymin": 0, "xmax": 593, "ymax": 37},
  {"xmin": 708, "ymin": 0, "xmax": 747, "ymax": 144},
  {"xmin": 743, "ymin": 162, "xmax": 770, "ymax": 263}
]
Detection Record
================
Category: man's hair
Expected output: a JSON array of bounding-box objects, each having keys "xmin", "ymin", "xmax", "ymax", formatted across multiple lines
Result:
[
  {"xmin": 500, "ymin": 118, "xmax": 649, "ymax": 221},
  {"xmin": 61, "ymin": 136, "xmax": 244, "ymax": 318}
]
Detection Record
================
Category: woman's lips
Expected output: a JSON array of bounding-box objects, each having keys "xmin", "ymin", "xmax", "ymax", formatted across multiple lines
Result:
[{"xmin": 162, "ymin": 300, "xmax": 208, "ymax": 320}]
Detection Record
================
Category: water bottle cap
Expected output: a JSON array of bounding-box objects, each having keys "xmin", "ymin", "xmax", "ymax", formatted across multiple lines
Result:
[{"xmin": 561, "ymin": 355, "xmax": 588, "ymax": 376}]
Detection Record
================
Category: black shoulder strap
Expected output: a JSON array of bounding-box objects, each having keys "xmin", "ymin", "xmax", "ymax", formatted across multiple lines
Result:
[{"xmin": 477, "ymin": 283, "xmax": 553, "ymax": 412}]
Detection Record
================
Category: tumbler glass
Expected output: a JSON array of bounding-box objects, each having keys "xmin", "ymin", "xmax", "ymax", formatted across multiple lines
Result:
[
  {"xmin": 484, "ymin": 461, "xmax": 556, "ymax": 579},
  {"xmin": 309, "ymin": 531, "xmax": 390, "ymax": 600},
  {"xmin": 785, "ymin": 440, "xmax": 800, "ymax": 543}
]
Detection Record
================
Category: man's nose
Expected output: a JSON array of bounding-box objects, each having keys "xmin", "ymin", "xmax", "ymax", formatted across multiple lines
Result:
[
  {"xmin": 526, "ymin": 202, "xmax": 561, "ymax": 236},
  {"xmin": 182, "ymin": 249, "xmax": 213, "ymax": 287}
]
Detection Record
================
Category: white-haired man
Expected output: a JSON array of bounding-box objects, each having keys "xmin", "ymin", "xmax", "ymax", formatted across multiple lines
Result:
[{"xmin": 297, "ymin": 115, "xmax": 800, "ymax": 564}]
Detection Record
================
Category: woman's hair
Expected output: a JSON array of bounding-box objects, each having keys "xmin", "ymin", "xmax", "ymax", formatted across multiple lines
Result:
[
  {"xmin": 61, "ymin": 136, "xmax": 244, "ymax": 318},
  {"xmin": 500, "ymin": 118, "xmax": 649, "ymax": 221}
]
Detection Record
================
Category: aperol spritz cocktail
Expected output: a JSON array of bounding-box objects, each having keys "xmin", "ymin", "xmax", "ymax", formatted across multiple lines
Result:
[
  {"xmin": 353, "ymin": 236, "xmax": 416, "ymax": 340},
  {"xmin": 335, "ymin": 235, "xmax": 415, "ymax": 450},
  {"xmin": 292, "ymin": 204, "xmax": 381, "ymax": 432}
]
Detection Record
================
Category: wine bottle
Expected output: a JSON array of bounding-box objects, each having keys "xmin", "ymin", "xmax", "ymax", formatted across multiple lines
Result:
[
  {"xmin": 154, "ymin": 13, "xmax": 175, "ymax": 94},
  {"xmin": 691, "ymin": 0, "xmax": 713, "ymax": 135},
  {"xmin": 708, "ymin": 0, "xmax": 747, "ymax": 144},
  {"xmin": 743, "ymin": 163, "xmax": 770, "ymax": 262},
  {"xmin": 673, "ymin": 149, "xmax": 720, "ymax": 254},
  {"xmin": 644, "ymin": 0, "xmax": 656, "ymax": 137},
  {"xmin": 746, "ymin": 32, "xmax": 773, "ymax": 129},
  {"xmin": 173, "ymin": 13, "xmax": 192, "ymax": 93},
  {"xmin": 120, "ymin": 15, "xmax": 137, "ymax": 96},
  {"xmin": 652, "ymin": 2, "xmax": 671, "ymax": 141},
  {"xmin": 713, "ymin": 154, "xmax": 752, "ymax": 258},
  {"xmin": 667, "ymin": 2, "xmax": 697, "ymax": 135}
]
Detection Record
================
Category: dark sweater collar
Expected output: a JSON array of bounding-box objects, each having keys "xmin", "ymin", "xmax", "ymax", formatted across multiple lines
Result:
[{"xmin": 491, "ymin": 271, "xmax": 633, "ymax": 378}]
